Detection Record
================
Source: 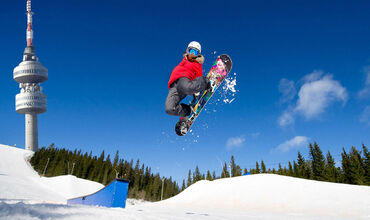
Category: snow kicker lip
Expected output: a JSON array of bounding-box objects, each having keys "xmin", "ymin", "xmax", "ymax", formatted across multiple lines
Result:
[{"xmin": 67, "ymin": 178, "xmax": 129, "ymax": 208}]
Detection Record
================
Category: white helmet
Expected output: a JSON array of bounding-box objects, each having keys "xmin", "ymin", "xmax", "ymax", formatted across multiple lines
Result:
[{"xmin": 187, "ymin": 41, "xmax": 201, "ymax": 54}]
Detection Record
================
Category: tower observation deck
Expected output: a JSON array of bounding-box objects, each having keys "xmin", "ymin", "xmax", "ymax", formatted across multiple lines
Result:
[{"xmin": 13, "ymin": 0, "xmax": 48, "ymax": 152}]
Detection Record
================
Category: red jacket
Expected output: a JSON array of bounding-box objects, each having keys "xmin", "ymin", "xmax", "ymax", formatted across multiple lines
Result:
[{"xmin": 168, "ymin": 57, "xmax": 203, "ymax": 88}]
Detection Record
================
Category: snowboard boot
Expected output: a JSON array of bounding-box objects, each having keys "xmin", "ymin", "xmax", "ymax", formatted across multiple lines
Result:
[{"xmin": 190, "ymin": 93, "xmax": 200, "ymax": 108}]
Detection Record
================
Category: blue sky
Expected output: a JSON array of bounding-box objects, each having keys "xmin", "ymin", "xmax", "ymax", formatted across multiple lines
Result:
[{"xmin": 1, "ymin": 0, "xmax": 369, "ymax": 183}]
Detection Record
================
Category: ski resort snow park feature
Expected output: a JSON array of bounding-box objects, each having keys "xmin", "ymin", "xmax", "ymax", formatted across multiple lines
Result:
[{"xmin": 67, "ymin": 179, "xmax": 129, "ymax": 208}]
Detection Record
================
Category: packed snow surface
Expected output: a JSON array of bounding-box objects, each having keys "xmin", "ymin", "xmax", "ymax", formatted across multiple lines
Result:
[{"xmin": 1, "ymin": 144, "xmax": 369, "ymax": 220}]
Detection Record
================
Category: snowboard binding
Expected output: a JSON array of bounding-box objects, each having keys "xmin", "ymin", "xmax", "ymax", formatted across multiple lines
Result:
[{"xmin": 210, "ymin": 80, "xmax": 217, "ymax": 92}]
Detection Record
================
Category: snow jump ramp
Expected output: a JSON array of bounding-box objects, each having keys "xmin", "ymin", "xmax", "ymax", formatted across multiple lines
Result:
[{"xmin": 67, "ymin": 178, "xmax": 129, "ymax": 208}]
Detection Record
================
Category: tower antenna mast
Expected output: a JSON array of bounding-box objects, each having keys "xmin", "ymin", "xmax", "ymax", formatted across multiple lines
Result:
[{"xmin": 26, "ymin": 0, "xmax": 34, "ymax": 47}]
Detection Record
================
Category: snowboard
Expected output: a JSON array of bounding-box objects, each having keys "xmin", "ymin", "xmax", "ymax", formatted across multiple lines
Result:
[{"xmin": 175, "ymin": 54, "xmax": 232, "ymax": 136}]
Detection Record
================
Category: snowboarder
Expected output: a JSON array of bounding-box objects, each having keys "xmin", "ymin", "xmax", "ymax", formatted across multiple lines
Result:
[{"xmin": 165, "ymin": 41, "xmax": 210, "ymax": 117}]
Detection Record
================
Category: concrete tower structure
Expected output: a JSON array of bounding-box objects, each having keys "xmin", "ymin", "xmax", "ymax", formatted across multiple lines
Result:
[{"xmin": 13, "ymin": 0, "xmax": 48, "ymax": 152}]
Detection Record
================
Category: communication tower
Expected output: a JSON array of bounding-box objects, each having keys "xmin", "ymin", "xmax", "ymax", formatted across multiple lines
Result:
[{"xmin": 13, "ymin": 0, "xmax": 48, "ymax": 152}]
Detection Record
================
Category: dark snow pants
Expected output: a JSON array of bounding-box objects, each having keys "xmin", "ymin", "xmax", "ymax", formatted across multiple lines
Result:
[{"xmin": 165, "ymin": 77, "xmax": 208, "ymax": 117}]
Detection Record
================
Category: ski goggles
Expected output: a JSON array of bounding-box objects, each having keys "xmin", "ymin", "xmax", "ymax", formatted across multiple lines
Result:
[{"xmin": 187, "ymin": 47, "xmax": 200, "ymax": 56}]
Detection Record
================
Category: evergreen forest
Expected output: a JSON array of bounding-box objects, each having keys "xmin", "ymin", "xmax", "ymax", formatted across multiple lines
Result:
[
  {"xmin": 30, "ymin": 144, "xmax": 180, "ymax": 201},
  {"xmin": 30, "ymin": 142, "xmax": 370, "ymax": 202}
]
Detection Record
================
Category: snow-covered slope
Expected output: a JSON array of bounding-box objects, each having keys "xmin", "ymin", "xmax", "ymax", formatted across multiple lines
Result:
[
  {"xmin": 0, "ymin": 144, "xmax": 103, "ymax": 203},
  {"xmin": 159, "ymin": 174, "xmax": 370, "ymax": 218},
  {"xmin": 1, "ymin": 144, "xmax": 369, "ymax": 220},
  {"xmin": 39, "ymin": 175, "xmax": 104, "ymax": 200}
]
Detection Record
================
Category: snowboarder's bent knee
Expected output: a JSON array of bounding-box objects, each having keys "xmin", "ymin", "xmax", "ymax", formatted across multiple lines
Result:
[{"xmin": 165, "ymin": 102, "xmax": 191, "ymax": 117}]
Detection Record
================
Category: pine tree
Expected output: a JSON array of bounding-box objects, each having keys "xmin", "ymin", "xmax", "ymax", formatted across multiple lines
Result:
[
  {"xmin": 341, "ymin": 148, "xmax": 351, "ymax": 184},
  {"xmin": 151, "ymin": 174, "xmax": 161, "ymax": 200},
  {"xmin": 108, "ymin": 151, "xmax": 120, "ymax": 181},
  {"xmin": 230, "ymin": 156, "xmax": 237, "ymax": 177},
  {"xmin": 142, "ymin": 166, "xmax": 151, "ymax": 193},
  {"xmin": 127, "ymin": 159, "xmax": 134, "ymax": 183},
  {"xmin": 133, "ymin": 159, "xmax": 141, "ymax": 194},
  {"xmin": 221, "ymin": 162, "xmax": 230, "ymax": 178},
  {"xmin": 283, "ymin": 167, "xmax": 289, "ymax": 175},
  {"xmin": 139, "ymin": 164, "xmax": 145, "ymax": 190},
  {"xmin": 288, "ymin": 162, "xmax": 294, "ymax": 176},
  {"xmin": 362, "ymin": 144, "xmax": 370, "ymax": 185},
  {"xmin": 48, "ymin": 143, "xmax": 55, "ymax": 149},
  {"xmin": 93, "ymin": 150, "xmax": 105, "ymax": 182},
  {"xmin": 102, "ymin": 154, "xmax": 112, "ymax": 185},
  {"xmin": 181, "ymin": 180, "xmax": 186, "ymax": 191},
  {"xmin": 113, "ymin": 150, "xmax": 119, "ymax": 168},
  {"xmin": 261, "ymin": 160, "xmax": 266, "ymax": 173},
  {"xmin": 278, "ymin": 163, "xmax": 283, "ymax": 175},
  {"xmin": 212, "ymin": 171, "xmax": 216, "ymax": 180},
  {"xmin": 349, "ymin": 146, "xmax": 366, "ymax": 184},
  {"xmin": 235, "ymin": 165, "xmax": 242, "ymax": 176},
  {"xmin": 297, "ymin": 151, "xmax": 311, "ymax": 179},
  {"xmin": 206, "ymin": 170, "xmax": 212, "ymax": 180},
  {"xmin": 255, "ymin": 161, "xmax": 260, "ymax": 174},
  {"xmin": 341, "ymin": 147, "xmax": 366, "ymax": 185},
  {"xmin": 116, "ymin": 159, "xmax": 123, "ymax": 178},
  {"xmin": 193, "ymin": 166, "xmax": 202, "ymax": 182},
  {"xmin": 187, "ymin": 169, "xmax": 192, "ymax": 187},
  {"xmin": 293, "ymin": 160, "xmax": 299, "ymax": 177},
  {"xmin": 325, "ymin": 151, "xmax": 339, "ymax": 182},
  {"xmin": 309, "ymin": 142, "xmax": 326, "ymax": 181}
]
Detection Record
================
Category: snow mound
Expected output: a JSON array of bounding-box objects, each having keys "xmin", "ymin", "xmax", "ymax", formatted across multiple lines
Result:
[
  {"xmin": 158, "ymin": 173, "xmax": 370, "ymax": 218},
  {"xmin": 40, "ymin": 175, "xmax": 104, "ymax": 199},
  {"xmin": 0, "ymin": 144, "xmax": 103, "ymax": 203}
]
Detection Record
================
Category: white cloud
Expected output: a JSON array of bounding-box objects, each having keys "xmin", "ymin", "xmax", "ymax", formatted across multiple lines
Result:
[
  {"xmin": 226, "ymin": 136, "xmax": 245, "ymax": 150},
  {"xmin": 358, "ymin": 67, "xmax": 370, "ymax": 99},
  {"xmin": 278, "ymin": 71, "xmax": 348, "ymax": 126},
  {"xmin": 278, "ymin": 110, "xmax": 295, "ymax": 127},
  {"xmin": 276, "ymin": 136, "xmax": 309, "ymax": 153},
  {"xmin": 295, "ymin": 72, "xmax": 348, "ymax": 119},
  {"xmin": 279, "ymin": 78, "xmax": 296, "ymax": 104},
  {"xmin": 302, "ymin": 70, "xmax": 323, "ymax": 82},
  {"xmin": 360, "ymin": 106, "xmax": 370, "ymax": 125}
]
